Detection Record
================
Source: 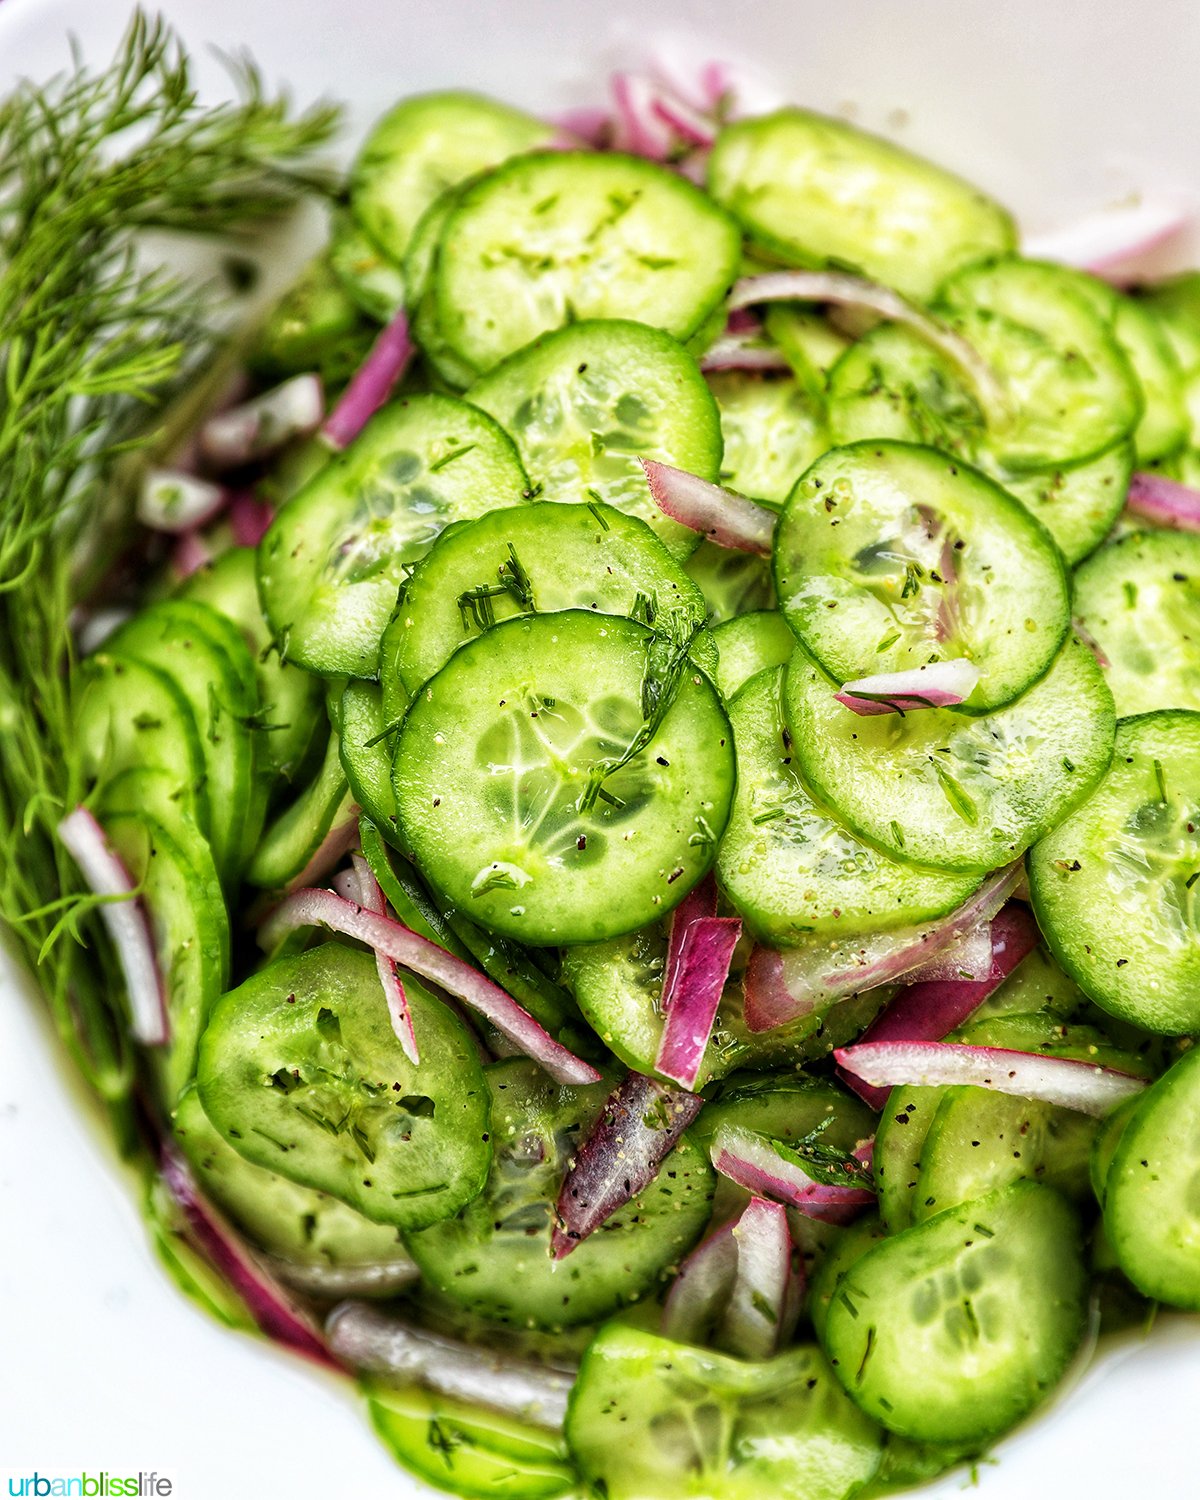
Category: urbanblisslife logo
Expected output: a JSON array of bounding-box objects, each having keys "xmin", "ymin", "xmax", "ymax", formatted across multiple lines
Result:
[{"xmin": 6, "ymin": 1476, "xmax": 172, "ymax": 1497}]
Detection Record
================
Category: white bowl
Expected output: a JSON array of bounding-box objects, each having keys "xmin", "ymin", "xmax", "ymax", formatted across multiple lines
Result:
[{"xmin": 1, "ymin": 1, "xmax": 1197, "ymax": 1496}]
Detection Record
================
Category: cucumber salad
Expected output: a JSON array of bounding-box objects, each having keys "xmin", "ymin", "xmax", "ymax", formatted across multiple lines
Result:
[{"xmin": 9, "ymin": 25, "xmax": 1200, "ymax": 1500}]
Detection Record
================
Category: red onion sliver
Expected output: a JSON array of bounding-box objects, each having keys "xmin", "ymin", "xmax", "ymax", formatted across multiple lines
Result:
[
  {"xmin": 138, "ymin": 468, "xmax": 228, "ymax": 534},
  {"xmin": 58, "ymin": 806, "xmax": 168, "ymax": 1046},
  {"xmin": 199, "ymin": 373, "xmax": 324, "ymax": 470},
  {"xmin": 160, "ymin": 1149, "xmax": 333, "ymax": 1366},
  {"xmin": 699, "ymin": 334, "xmax": 792, "ymax": 373},
  {"xmin": 835, "ymin": 1040, "xmax": 1147, "ymax": 1118},
  {"xmin": 662, "ymin": 872, "xmax": 718, "ymax": 1010},
  {"xmin": 902, "ymin": 920, "xmax": 995, "ymax": 986},
  {"xmin": 171, "ymin": 529, "xmax": 213, "ymax": 582},
  {"xmin": 723, "ymin": 1196, "xmax": 800, "ymax": 1361},
  {"xmin": 650, "ymin": 91, "xmax": 716, "ymax": 148},
  {"xmin": 285, "ymin": 805, "xmax": 361, "ymax": 893},
  {"xmin": 260, "ymin": 887, "xmax": 599, "ymax": 1086},
  {"xmin": 229, "ymin": 491, "xmax": 276, "ymax": 548},
  {"xmin": 640, "ymin": 458, "xmax": 776, "ymax": 554},
  {"xmin": 322, "ymin": 310, "xmax": 415, "ymax": 453},
  {"xmin": 610, "ymin": 71, "xmax": 675, "ymax": 159},
  {"xmin": 1023, "ymin": 199, "xmax": 1189, "ymax": 275},
  {"xmin": 660, "ymin": 1218, "xmax": 738, "ymax": 1343},
  {"xmin": 654, "ymin": 916, "xmax": 742, "ymax": 1089},
  {"xmin": 742, "ymin": 863, "xmax": 1022, "ymax": 1032},
  {"xmin": 834, "ymin": 659, "xmax": 981, "ymax": 716},
  {"xmin": 842, "ymin": 904, "xmax": 1040, "ymax": 1109},
  {"xmin": 710, "ymin": 1123, "xmax": 875, "ymax": 1224},
  {"xmin": 1125, "ymin": 471, "xmax": 1200, "ymax": 532},
  {"xmin": 326, "ymin": 1302, "xmax": 573, "ymax": 1427},
  {"xmin": 729, "ymin": 270, "xmax": 1006, "ymax": 419},
  {"xmin": 351, "ymin": 853, "xmax": 419, "ymax": 1065},
  {"xmin": 548, "ymin": 106, "xmax": 612, "ymax": 146},
  {"xmin": 552, "ymin": 1073, "xmax": 703, "ymax": 1258}
]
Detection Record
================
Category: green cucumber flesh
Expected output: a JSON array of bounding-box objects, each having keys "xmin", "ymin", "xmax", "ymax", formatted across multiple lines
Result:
[
  {"xmin": 708, "ymin": 369, "xmax": 828, "ymax": 507},
  {"xmin": 710, "ymin": 612, "xmax": 795, "ymax": 702}
]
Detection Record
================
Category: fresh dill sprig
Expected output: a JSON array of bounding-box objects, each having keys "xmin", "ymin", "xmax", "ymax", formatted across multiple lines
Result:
[{"xmin": 0, "ymin": 13, "xmax": 338, "ymax": 1143}]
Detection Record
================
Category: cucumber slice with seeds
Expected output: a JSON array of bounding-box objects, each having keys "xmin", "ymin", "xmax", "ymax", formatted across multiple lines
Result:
[
  {"xmin": 405, "ymin": 1059, "xmax": 714, "ymax": 1330},
  {"xmin": 717, "ymin": 667, "xmax": 978, "ymax": 945},
  {"xmin": 708, "ymin": 109, "xmax": 1014, "ymax": 302},
  {"xmin": 1072, "ymin": 530, "xmax": 1200, "ymax": 716},
  {"xmin": 394, "ymin": 610, "xmax": 735, "ymax": 946},
  {"xmin": 197, "ymin": 943, "xmax": 492, "ymax": 1230},
  {"xmin": 820, "ymin": 1181, "xmax": 1087, "ymax": 1446},
  {"xmin": 434, "ymin": 152, "xmax": 742, "ymax": 375},
  {"xmin": 785, "ymin": 635, "xmax": 1115, "ymax": 872},
  {"xmin": 385, "ymin": 500, "xmax": 710, "ymax": 697},
  {"xmin": 1029, "ymin": 709, "xmax": 1200, "ymax": 1034},
  {"xmin": 351, "ymin": 91, "xmax": 555, "ymax": 261},
  {"xmin": 467, "ymin": 320, "xmax": 722, "ymax": 557},
  {"xmin": 258, "ymin": 393, "xmax": 529, "ymax": 678},
  {"xmin": 774, "ymin": 441, "xmax": 1070, "ymax": 712}
]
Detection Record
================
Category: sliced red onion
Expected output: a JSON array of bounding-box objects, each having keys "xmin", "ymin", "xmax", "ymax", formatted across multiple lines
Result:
[
  {"xmin": 834, "ymin": 659, "xmax": 980, "ymax": 716},
  {"xmin": 662, "ymin": 872, "xmax": 718, "ymax": 1009},
  {"xmin": 229, "ymin": 491, "xmax": 276, "ymax": 548},
  {"xmin": 640, "ymin": 458, "xmax": 776, "ymax": 554},
  {"xmin": 650, "ymin": 90, "xmax": 716, "ymax": 149},
  {"xmin": 548, "ymin": 106, "xmax": 612, "ymax": 146},
  {"xmin": 1072, "ymin": 618, "xmax": 1112, "ymax": 671},
  {"xmin": 260, "ymin": 887, "xmax": 599, "ymax": 1086},
  {"xmin": 160, "ymin": 1148, "xmax": 333, "ymax": 1366},
  {"xmin": 676, "ymin": 147, "xmax": 710, "ymax": 186},
  {"xmin": 654, "ymin": 916, "xmax": 742, "ymax": 1089},
  {"xmin": 58, "ymin": 806, "xmax": 167, "ymax": 1046},
  {"xmin": 722, "ymin": 1196, "xmax": 800, "ymax": 1361},
  {"xmin": 199, "ymin": 373, "xmax": 324, "ymax": 469},
  {"xmin": 322, "ymin": 310, "xmax": 414, "ymax": 453},
  {"xmin": 710, "ymin": 1123, "xmax": 875, "ymax": 1224},
  {"xmin": 700, "ymin": 334, "xmax": 792, "ymax": 373},
  {"xmin": 729, "ymin": 270, "xmax": 1006, "ymax": 418},
  {"xmin": 171, "ymin": 529, "xmax": 213, "ymax": 581},
  {"xmin": 138, "ymin": 468, "xmax": 228, "ymax": 534},
  {"xmin": 1023, "ymin": 199, "xmax": 1189, "ymax": 275},
  {"xmin": 611, "ymin": 71, "xmax": 676, "ymax": 159},
  {"xmin": 842, "ymin": 904, "xmax": 1040, "ymax": 1109},
  {"xmin": 351, "ymin": 853, "xmax": 419, "ymax": 1066},
  {"xmin": 834, "ymin": 1040, "xmax": 1147, "ymax": 1118},
  {"xmin": 902, "ymin": 920, "xmax": 995, "ymax": 985},
  {"xmin": 660, "ymin": 1218, "xmax": 738, "ymax": 1344},
  {"xmin": 1125, "ymin": 471, "xmax": 1200, "ymax": 532},
  {"xmin": 742, "ymin": 863, "xmax": 1021, "ymax": 1033},
  {"xmin": 284, "ymin": 805, "xmax": 361, "ymax": 894},
  {"xmin": 326, "ymin": 1303, "xmax": 573, "ymax": 1428},
  {"xmin": 552, "ymin": 1072, "xmax": 703, "ymax": 1258}
]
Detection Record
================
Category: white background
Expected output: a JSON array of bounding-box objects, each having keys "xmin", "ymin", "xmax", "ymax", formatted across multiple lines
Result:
[{"xmin": 2, "ymin": 0, "xmax": 1200, "ymax": 1494}]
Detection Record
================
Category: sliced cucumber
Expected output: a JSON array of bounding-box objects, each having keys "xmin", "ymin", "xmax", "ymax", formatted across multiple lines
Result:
[
  {"xmin": 246, "ymin": 730, "xmax": 350, "ymax": 890},
  {"xmin": 467, "ymin": 320, "xmax": 723, "ymax": 557},
  {"xmin": 405, "ymin": 1060, "xmax": 713, "ymax": 1329},
  {"xmin": 367, "ymin": 1382, "xmax": 576, "ymax": 1499},
  {"xmin": 1073, "ymin": 529, "xmax": 1200, "ymax": 716},
  {"xmin": 1029, "ymin": 709, "xmax": 1200, "ymax": 1033},
  {"xmin": 684, "ymin": 540, "xmax": 775, "ymax": 624},
  {"xmin": 337, "ymin": 679, "xmax": 397, "ymax": 831},
  {"xmin": 717, "ymin": 667, "xmax": 978, "ymax": 945},
  {"xmin": 1104, "ymin": 1045, "xmax": 1200, "ymax": 1310},
  {"xmin": 1115, "ymin": 297, "xmax": 1189, "ymax": 464},
  {"xmin": 710, "ymin": 611, "xmax": 795, "ymax": 701},
  {"xmin": 982, "ymin": 441, "xmax": 1132, "ymax": 567},
  {"xmin": 939, "ymin": 258, "xmax": 1142, "ymax": 471},
  {"xmin": 328, "ymin": 209, "xmax": 406, "ymax": 323},
  {"xmin": 254, "ymin": 253, "xmax": 371, "ymax": 386},
  {"xmin": 258, "ymin": 393, "xmax": 529, "ymax": 677},
  {"xmin": 970, "ymin": 942, "xmax": 1086, "ymax": 1023},
  {"xmin": 404, "ymin": 186, "xmax": 480, "ymax": 390},
  {"xmin": 434, "ymin": 153, "xmax": 742, "ymax": 375},
  {"xmin": 708, "ymin": 109, "xmax": 1014, "ymax": 301},
  {"xmin": 197, "ymin": 943, "xmax": 491, "ymax": 1230},
  {"xmin": 774, "ymin": 441, "xmax": 1069, "ymax": 711},
  {"xmin": 786, "ymin": 636, "xmax": 1115, "ymax": 872},
  {"xmin": 106, "ymin": 600, "xmax": 258, "ymax": 879},
  {"xmin": 351, "ymin": 91, "xmax": 555, "ymax": 261},
  {"xmin": 809, "ymin": 1215, "xmax": 888, "ymax": 1345},
  {"xmin": 103, "ymin": 807, "xmax": 228, "ymax": 1102},
  {"xmin": 386, "ymin": 500, "xmax": 710, "ymax": 697},
  {"xmin": 173, "ymin": 1087, "xmax": 415, "ymax": 1291},
  {"xmin": 566, "ymin": 1324, "xmax": 883, "ymax": 1500},
  {"xmin": 76, "ymin": 652, "xmax": 210, "ymax": 839},
  {"xmin": 872, "ymin": 1085, "xmax": 948, "ymax": 1233},
  {"xmin": 820, "ymin": 1181, "xmax": 1087, "ymax": 1444},
  {"xmin": 394, "ymin": 611, "xmax": 735, "ymax": 946},
  {"xmin": 563, "ymin": 919, "xmax": 886, "ymax": 1085},
  {"xmin": 708, "ymin": 370, "xmax": 827, "ymax": 507},
  {"xmin": 764, "ymin": 304, "xmax": 851, "ymax": 395},
  {"xmin": 180, "ymin": 547, "xmax": 324, "ymax": 788}
]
